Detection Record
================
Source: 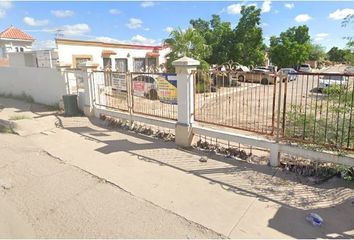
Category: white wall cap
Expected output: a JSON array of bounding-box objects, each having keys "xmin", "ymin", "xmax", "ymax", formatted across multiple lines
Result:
[{"xmin": 172, "ymin": 56, "xmax": 200, "ymax": 67}]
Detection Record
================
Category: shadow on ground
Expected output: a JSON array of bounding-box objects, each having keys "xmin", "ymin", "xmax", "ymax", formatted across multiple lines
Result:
[
  {"xmin": 1, "ymin": 97, "xmax": 353, "ymax": 238},
  {"xmin": 67, "ymin": 117, "xmax": 354, "ymax": 238}
]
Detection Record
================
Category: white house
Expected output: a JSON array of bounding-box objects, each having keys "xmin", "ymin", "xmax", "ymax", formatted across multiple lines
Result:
[
  {"xmin": 55, "ymin": 38, "xmax": 170, "ymax": 72},
  {"xmin": 0, "ymin": 26, "xmax": 35, "ymax": 60}
]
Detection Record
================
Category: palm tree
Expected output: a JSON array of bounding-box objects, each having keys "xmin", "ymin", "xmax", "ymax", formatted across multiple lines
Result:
[{"xmin": 164, "ymin": 28, "xmax": 211, "ymax": 71}]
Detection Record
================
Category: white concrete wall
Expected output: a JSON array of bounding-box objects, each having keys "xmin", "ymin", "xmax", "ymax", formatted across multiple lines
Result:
[
  {"xmin": 8, "ymin": 52, "xmax": 37, "ymax": 67},
  {"xmin": 56, "ymin": 41, "xmax": 170, "ymax": 71},
  {"xmin": 0, "ymin": 66, "xmax": 67, "ymax": 106}
]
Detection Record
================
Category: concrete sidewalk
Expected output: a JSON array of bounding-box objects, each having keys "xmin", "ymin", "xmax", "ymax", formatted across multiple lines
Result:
[{"xmin": 1, "ymin": 97, "xmax": 354, "ymax": 238}]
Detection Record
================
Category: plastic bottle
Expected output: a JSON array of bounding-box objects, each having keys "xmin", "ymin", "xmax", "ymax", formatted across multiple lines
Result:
[{"xmin": 306, "ymin": 213, "xmax": 323, "ymax": 226}]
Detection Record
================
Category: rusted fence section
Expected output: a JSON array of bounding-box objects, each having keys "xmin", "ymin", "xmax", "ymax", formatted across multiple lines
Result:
[
  {"xmin": 193, "ymin": 69, "xmax": 354, "ymax": 151},
  {"xmin": 193, "ymin": 70, "xmax": 277, "ymax": 135},
  {"xmin": 130, "ymin": 72, "xmax": 177, "ymax": 120},
  {"xmin": 282, "ymin": 72, "xmax": 354, "ymax": 151},
  {"xmin": 91, "ymin": 70, "xmax": 177, "ymax": 120},
  {"xmin": 91, "ymin": 71, "xmax": 130, "ymax": 112}
]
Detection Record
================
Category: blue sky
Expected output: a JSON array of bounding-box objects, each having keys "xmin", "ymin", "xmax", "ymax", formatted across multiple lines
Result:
[{"xmin": 0, "ymin": 1, "xmax": 353, "ymax": 51}]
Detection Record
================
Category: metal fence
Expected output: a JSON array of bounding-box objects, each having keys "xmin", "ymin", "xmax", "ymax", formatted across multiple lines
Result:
[
  {"xmin": 64, "ymin": 69, "xmax": 85, "ymax": 95},
  {"xmin": 193, "ymin": 69, "xmax": 354, "ymax": 151},
  {"xmin": 130, "ymin": 72, "xmax": 177, "ymax": 120},
  {"xmin": 91, "ymin": 71, "xmax": 130, "ymax": 112},
  {"xmin": 193, "ymin": 70, "xmax": 277, "ymax": 135},
  {"xmin": 282, "ymin": 72, "xmax": 354, "ymax": 150},
  {"xmin": 90, "ymin": 70, "xmax": 177, "ymax": 120}
]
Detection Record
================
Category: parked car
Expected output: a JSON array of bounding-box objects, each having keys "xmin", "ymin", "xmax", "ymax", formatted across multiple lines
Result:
[
  {"xmin": 255, "ymin": 65, "xmax": 276, "ymax": 72},
  {"xmin": 298, "ymin": 64, "xmax": 312, "ymax": 73},
  {"xmin": 132, "ymin": 74, "xmax": 159, "ymax": 100},
  {"xmin": 278, "ymin": 68, "xmax": 297, "ymax": 82},
  {"xmin": 238, "ymin": 68, "xmax": 277, "ymax": 85},
  {"xmin": 255, "ymin": 66, "xmax": 269, "ymax": 71},
  {"xmin": 318, "ymin": 73, "xmax": 348, "ymax": 92}
]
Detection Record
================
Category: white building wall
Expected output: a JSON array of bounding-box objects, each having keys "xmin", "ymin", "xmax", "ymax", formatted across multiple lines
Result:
[
  {"xmin": 0, "ymin": 66, "xmax": 67, "ymax": 105},
  {"xmin": 0, "ymin": 39, "xmax": 33, "ymax": 56},
  {"xmin": 56, "ymin": 41, "xmax": 170, "ymax": 71}
]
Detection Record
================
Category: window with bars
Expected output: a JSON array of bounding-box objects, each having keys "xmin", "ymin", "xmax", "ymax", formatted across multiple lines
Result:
[
  {"xmin": 147, "ymin": 57, "xmax": 157, "ymax": 72},
  {"xmin": 133, "ymin": 58, "xmax": 146, "ymax": 72},
  {"xmin": 115, "ymin": 58, "xmax": 128, "ymax": 72},
  {"xmin": 103, "ymin": 58, "xmax": 112, "ymax": 70}
]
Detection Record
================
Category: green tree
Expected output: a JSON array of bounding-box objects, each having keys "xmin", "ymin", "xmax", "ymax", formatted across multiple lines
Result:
[
  {"xmin": 309, "ymin": 44, "xmax": 326, "ymax": 61},
  {"xmin": 164, "ymin": 28, "xmax": 211, "ymax": 72},
  {"xmin": 327, "ymin": 47, "xmax": 347, "ymax": 62},
  {"xmin": 269, "ymin": 25, "xmax": 311, "ymax": 68},
  {"xmin": 207, "ymin": 15, "xmax": 234, "ymax": 64},
  {"xmin": 232, "ymin": 5, "xmax": 265, "ymax": 67},
  {"xmin": 190, "ymin": 15, "xmax": 234, "ymax": 65}
]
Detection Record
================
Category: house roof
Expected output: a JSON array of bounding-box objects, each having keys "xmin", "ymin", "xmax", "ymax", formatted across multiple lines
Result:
[
  {"xmin": 0, "ymin": 26, "xmax": 34, "ymax": 41},
  {"xmin": 56, "ymin": 38, "xmax": 164, "ymax": 50}
]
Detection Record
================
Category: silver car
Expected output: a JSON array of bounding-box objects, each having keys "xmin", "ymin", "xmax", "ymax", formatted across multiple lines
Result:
[
  {"xmin": 318, "ymin": 74, "xmax": 348, "ymax": 91},
  {"xmin": 299, "ymin": 64, "xmax": 312, "ymax": 73},
  {"xmin": 278, "ymin": 68, "xmax": 297, "ymax": 82},
  {"xmin": 132, "ymin": 74, "xmax": 159, "ymax": 100}
]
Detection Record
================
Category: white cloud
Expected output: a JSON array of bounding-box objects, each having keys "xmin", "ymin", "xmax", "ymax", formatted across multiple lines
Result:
[
  {"xmin": 0, "ymin": 9, "xmax": 5, "ymax": 18},
  {"xmin": 0, "ymin": 0, "xmax": 12, "ymax": 9},
  {"xmin": 144, "ymin": 27, "xmax": 150, "ymax": 31},
  {"xmin": 261, "ymin": 0, "xmax": 271, "ymax": 13},
  {"xmin": 314, "ymin": 33, "xmax": 329, "ymax": 42},
  {"xmin": 32, "ymin": 40, "xmax": 56, "ymax": 50},
  {"xmin": 329, "ymin": 8, "xmax": 354, "ymax": 20},
  {"xmin": 141, "ymin": 1, "xmax": 155, "ymax": 8},
  {"xmin": 226, "ymin": 4, "xmax": 242, "ymax": 14},
  {"xmin": 284, "ymin": 3, "xmax": 294, "ymax": 9},
  {"xmin": 164, "ymin": 26, "xmax": 173, "ymax": 33},
  {"xmin": 261, "ymin": 22, "xmax": 269, "ymax": 27},
  {"xmin": 316, "ymin": 33, "xmax": 329, "ymax": 38},
  {"xmin": 295, "ymin": 14, "xmax": 311, "ymax": 22},
  {"xmin": 51, "ymin": 10, "xmax": 74, "ymax": 18},
  {"xmin": 225, "ymin": 2, "xmax": 258, "ymax": 15},
  {"xmin": 23, "ymin": 17, "xmax": 49, "ymax": 27},
  {"xmin": 131, "ymin": 35, "xmax": 156, "ymax": 45},
  {"xmin": 126, "ymin": 18, "xmax": 143, "ymax": 29},
  {"xmin": 94, "ymin": 35, "xmax": 159, "ymax": 45},
  {"xmin": 109, "ymin": 8, "xmax": 121, "ymax": 15},
  {"xmin": 95, "ymin": 36, "xmax": 123, "ymax": 44},
  {"xmin": 0, "ymin": 0, "xmax": 12, "ymax": 19},
  {"xmin": 61, "ymin": 24, "xmax": 90, "ymax": 36}
]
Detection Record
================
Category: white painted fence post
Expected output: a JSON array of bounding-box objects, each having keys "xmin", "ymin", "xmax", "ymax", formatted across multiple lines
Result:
[
  {"xmin": 173, "ymin": 57, "xmax": 200, "ymax": 147},
  {"xmin": 80, "ymin": 63, "xmax": 95, "ymax": 117}
]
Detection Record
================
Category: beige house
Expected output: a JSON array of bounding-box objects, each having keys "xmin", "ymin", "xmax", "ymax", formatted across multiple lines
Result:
[{"xmin": 55, "ymin": 38, "xmax": 170, "ymax": 72}]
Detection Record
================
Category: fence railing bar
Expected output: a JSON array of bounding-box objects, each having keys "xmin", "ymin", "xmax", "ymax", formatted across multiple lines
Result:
[{"xmin": 347, "ymin": 80, "xmax": 354, "ymax": 148}]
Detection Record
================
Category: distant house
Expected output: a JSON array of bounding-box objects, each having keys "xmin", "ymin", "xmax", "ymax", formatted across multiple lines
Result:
[
  {"xmin": 0, "ymin": 26, "xmax": 35, "ymax": 60},
  {"xmin": 55, "ymin": 38, "xmax": 170, "ymax": 72}
]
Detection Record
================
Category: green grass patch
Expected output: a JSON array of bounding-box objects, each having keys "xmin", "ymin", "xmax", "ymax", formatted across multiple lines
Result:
[
  {"xmin": 8, "ymin": 115, "xmax": 31, "ymax": 121},
  {"xmin": 0, "ymin": 125, "xmax": 15, "ymax": 134}
]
